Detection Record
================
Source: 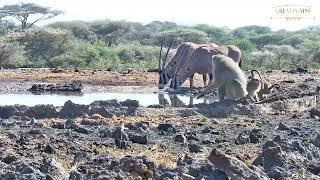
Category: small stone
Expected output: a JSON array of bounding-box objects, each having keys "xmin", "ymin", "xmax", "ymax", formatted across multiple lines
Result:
[
  {"xmin": 291, "ymin": 114, "xmax": 299, "ymax": 119},
  {"xmin": 69, "ymin": 170, "xmax": 83, "ymax": 180},
  {"xmin": 74, "ymin": 127, "xmax": 90, "ymax": 134},
  {"xmin": 211, "ymin": 131, "xmax": 220, "ymax": 135},
  {"xmin": 3, "ymin": 154, "xmax": 18, "ymax": 164},
  {"xmin": 202, "ymin": 127, "xmax": 211, "ymax": 133},
  {"xmin": 174, "ymin": 134, "xmax": 187, "ymax": 144},
  {"xmin": 133, "ymin": 163, "xmax": 148, "ymax": 175},
  {"xmin": 28, "ymin": 129, "xmax": 42, "ymax": 134},
  {"xmin": 51, "ymin": 122, "xmax": 65, "ymax": 129},
  {"xmin": 44, "ymin": 145, "xmax": 55, "ymax": 154},
  {"xmin": 41, "ymin": 158, "xmax": 68, "ymax": 180},
  {"xmin": 65, "ymin": 119, "xmax": 77, "ymax": 129},
  {"xmin": 310, "ymin": 108, "xmax": 320, "ymax": 119},
  {"xmin": 252, "ymin": 144, "xmax": 285, "ymax": 172},
  {"xmin": 188, "ymin": 144, "xmax": 202, "ymax": 153},
  {"xmin": 158, "ymin": 123, "xmax": 176, "ymax": 133},
  {"xmin": 202, "ymin": 139, "xmax": 214, "ymax": 145},
  {"xmin": 183, "ymin": 155, "xmax": 193, "ymax": 165},
  {"xmin": 187, "ymin": 134, "xmax": 200, "ymax": 141},
  {"xmin": 129, "ymin": 133, "xmax": 148, "ymax": 144},
  {"xmin": 278, "ymin": 122, "xmax": 290, "ymax": 130},
  {"xmin": 313, "ymin": 134, "xmax": 320, "ymax": 148},
  {"xmin": 267, "ymin": 166, "xmax": 286, "ymax": 179}
]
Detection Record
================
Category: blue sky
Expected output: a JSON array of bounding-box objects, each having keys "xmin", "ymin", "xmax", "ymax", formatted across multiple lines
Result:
[{"xmin": 1, "ymin": 0, "xmax": 319, "ymax": 31}]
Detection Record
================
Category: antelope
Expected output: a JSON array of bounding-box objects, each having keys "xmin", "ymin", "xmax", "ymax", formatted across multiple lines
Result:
[
  {"xmin": 158, "ymin": 42, "xmax": 241, "ymax": 89},
  {"xmin": 158, "ymin": 42, "xmax": 218, "ymax": 89},
  {"xmin": 169, "ymin": 45, "xmax": 242, "ymax": 90}
]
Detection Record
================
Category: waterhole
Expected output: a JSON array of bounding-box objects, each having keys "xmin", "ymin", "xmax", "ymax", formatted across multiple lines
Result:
[{"xmin": 0, "ymin": 91, "xmax": 218, "ymax": 107}]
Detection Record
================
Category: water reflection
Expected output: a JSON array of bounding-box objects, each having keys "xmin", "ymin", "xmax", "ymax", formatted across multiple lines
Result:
[
  {"xmin": 30, "ymin": 90, "xmax": 84, "ymax": 96},
  {"xmin": 0, "ymin": 91, "xmax": 218, "ymax": 107},
  {"xmin": 158, "ymin": 94, "xmax": 217, "ymax": 107}
]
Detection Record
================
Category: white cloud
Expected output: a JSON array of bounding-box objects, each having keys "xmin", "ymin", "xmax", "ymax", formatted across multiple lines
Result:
[{"xmin": 1, "ymin": 0, "xmax": 320, "ymax": 30}]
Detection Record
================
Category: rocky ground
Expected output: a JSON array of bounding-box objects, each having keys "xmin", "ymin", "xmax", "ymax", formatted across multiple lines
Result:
[{"xmin": 0, "ymin": 68, "xmax": 320, "ymax": 179}]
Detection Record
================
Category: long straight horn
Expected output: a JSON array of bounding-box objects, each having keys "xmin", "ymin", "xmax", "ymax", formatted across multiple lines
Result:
[
  {"xmin": 162, "ymin": 40, "xmax": 173, "ymax": 69},
  {"xmin": 159, "ymin": 41, "xmax": 163, "ymax": 70}
]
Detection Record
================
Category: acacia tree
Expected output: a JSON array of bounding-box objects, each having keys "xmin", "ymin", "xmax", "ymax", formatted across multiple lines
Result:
[
  {"xmin": 0, "ymin": 3, "xmax": 62, "ymax": 30},
  {"xmin": 264, "ymin": 45, "xmax": 300, "ymax": 69}
]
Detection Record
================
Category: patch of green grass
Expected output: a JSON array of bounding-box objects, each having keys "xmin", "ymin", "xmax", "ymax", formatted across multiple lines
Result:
[
  {"xmin": 200, "ymin": 116, "xmax": 208, "ymax": 123},
  {"xmin": 303, "ymin": 139, "xmax": 312, "ymax": 145}
]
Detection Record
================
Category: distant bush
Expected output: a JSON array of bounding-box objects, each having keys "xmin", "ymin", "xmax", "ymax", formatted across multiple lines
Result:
[
  {"xmin": 0, "ymin": 37, "xmax": 27, "ymax": 68},
  {"xmin": 1, "ymin": 17, "xmax": 320, "ymax": 70}
]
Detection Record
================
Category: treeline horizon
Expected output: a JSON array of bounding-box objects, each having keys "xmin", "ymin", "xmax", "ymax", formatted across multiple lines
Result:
[{"xmin": 1, "ymin": 3, "xmax": 320, "ymax": 70}]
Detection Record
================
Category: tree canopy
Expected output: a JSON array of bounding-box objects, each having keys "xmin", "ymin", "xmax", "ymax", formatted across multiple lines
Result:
[{"xmin": 0, "ymin": 3, "xmax": 62, "ymax": 30}]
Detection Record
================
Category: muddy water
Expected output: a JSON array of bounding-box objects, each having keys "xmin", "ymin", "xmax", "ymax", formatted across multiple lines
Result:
[{"xmin": 0, "ymin": 91, "xmax": 218, "ymax": 107}]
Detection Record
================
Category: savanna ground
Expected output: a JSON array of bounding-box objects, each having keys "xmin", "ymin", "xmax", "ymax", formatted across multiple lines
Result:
[{"xmin": 1, "ymin": 68, "xmax": 320, "ymax": 179}]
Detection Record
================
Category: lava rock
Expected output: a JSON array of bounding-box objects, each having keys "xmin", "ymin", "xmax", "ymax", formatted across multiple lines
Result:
[
  {"xmin": 188, "ymin": 144, "xmax": 202, "ymax": 153},
  {"xmin": 0, "ymin": 106, "xmax": 19, "ymax": 119},
  {"xmin": 133, "ymin": 163, "xmax": 148, "ymax": 176},
  {"xmin": 313, "ymin": 134, "xmax": 320, "ymax": 148},
  {"xmin": 267, "ymin": 166, "xmax": 286, "ymax": 179},
  {"xmin": 65, "ymin": 119, "xmax": 78, "ymax": 129},
  {"xmin": 51, "ymin": 122, "xmax": 65, "ymax": 129},
  {"xmin": 74, "ymin": 126, "xmax": 90, "ymax": 134},
  {"xmin": 25, "ymin": 105, "xmax": 58, "ymax": 119},
  {"xmin": 29, "ymin": 81, "xmax": 83, "ymax": 92},
  {"xmin": 157, "ymin": 123, "xmax": 177, "ymax": 133},
  {"xmin": 252, "ymin": 143, "xmax": 286, "ymax": 172},
  {"xmin": 41, "ymin": 158, "xmax": 68, "ymax": 180},
  {"xmin": 278, "ymin": 122, "xmax": 290, "ymax": 130},
  {"xmin": 235, "ymin": 129, "xmax": 264, "ymax": 144},
  {"xmin": 44, "ymin": 145, "xmax": 55, "ymax": 154},
  {"xmin": 120, "ymin": 99, "xmax": 140, "ymax": 107},
  {"xmin": 174, "ymin": 134, "xmax": 187, "ymax": 144},
  {"xmin": 3, "ymin": 154, "xmax": 18, "ymax": 164},
  {"xmin": 69, "ymin": 170, "xmax": 83, "ymax": 180},
  {"xmin": 90, "ymin": 99, "xmax": 121, "ymax": 107},
  {"xmin": 310, "ymin": 108, "xmax": 320, "ymax": 119},
  {"xmin": 208, "ymin": 148, "xmax": 268, "ymax": 179},
  {"xmin": 59, "ymin": 100, "xmax": 90, "ymax": 118},
  {"xmin": 202, "ymin": 127, "xmax": 211, "ymax": 133},
  {"xmin": 129, "ymin": 132, "xmax": 148, "ymax": 144},
  {"xmin": 89, "ymin": 106, "xmax": 114, "ymax": 118}
]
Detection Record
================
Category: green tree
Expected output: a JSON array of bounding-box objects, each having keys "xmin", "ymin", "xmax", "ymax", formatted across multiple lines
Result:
[
  {"xmin": 0, "ymin": 36, "xmax": 26, "ymax": 68},
  {"xmin": 90, "ymin": 20, "xmax": 133, "ymax": 47},
  {"xmin": 48, "ymin": 21, "xmax": 96, "ymax": 41},
  {"xmin": 155, "ymin": 28, "xmax": 208, "ymax": 47},
  {"xmin": 264, "ymin": 45, "xmax": 300, "ymax": 69},
  {"xmin": 0, "ymin": 3, "xmax": 62, "ymax": 30},
  {"xmin": 14, "ymin": 28, "xmax": 74, "ymax": 67},
  {"xmin": 225, "ymin": 38, "xmax": 256, "ymax": 52},
  {"xmin": 193, "ymin": 24, "xmax": 231, "ymax": 42},
  {"xmin": 249, "ymin": 34, "xmax": 286, "ymax": 49}
]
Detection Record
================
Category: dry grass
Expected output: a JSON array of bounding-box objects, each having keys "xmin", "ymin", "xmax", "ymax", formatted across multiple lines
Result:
[
  {"xmin": 228, "ymin": 144, "xmax": 262, "ymax": 166},
  {"xmin": 93, "ymin": 144, "xmax": 179, "ymax": 168}
]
